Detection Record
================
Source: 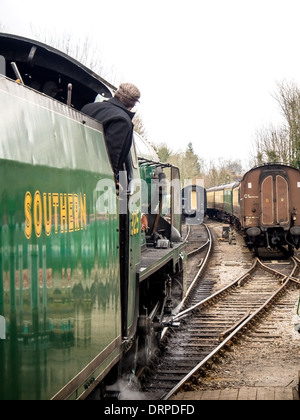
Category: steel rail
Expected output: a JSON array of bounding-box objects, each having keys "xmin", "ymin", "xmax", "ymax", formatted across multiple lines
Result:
[
  {"xmin": 173, "ymin": 257, "xmax": 258, "ymax": 323},
  {"xmin": 294, "ymin": 256, "xmax": 300, "ymax": 265},
  {"xmin": 176, "ymin": 223, "xmax": 212, "ymax": 313},
  {"xmin": 186, "ymin": 234, "xmax": 210, "ymax": 258},
  {"xmin": 161, "ymin": 223, "xmax": 211, "ymax": 338},
  {"xmin": 290, "ymin": 256, "xmax": 300, "ymax": 284},
  {"xmin": 183, "ymin": 225, "xmax": 191, "ymax": 243},
  {"xmin": 183, "ymin": 223, "xmax": 210, "ymax": 258},
  {"xmin": 258, "ymin": 256, "xmax": 300, "ymax": 284},
  {"xmin": 162, "ymin": 259, "xmax": 298, "ymax": 400}
]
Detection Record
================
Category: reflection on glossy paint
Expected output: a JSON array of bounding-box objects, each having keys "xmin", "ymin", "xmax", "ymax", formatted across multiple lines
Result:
[
  {"xmin": 0, "ymin": 76, "xmax": 122, "ymax": 400},
  {"xmin": 1, "ymin": 214, "xmax": 120, "ymax": 399}
]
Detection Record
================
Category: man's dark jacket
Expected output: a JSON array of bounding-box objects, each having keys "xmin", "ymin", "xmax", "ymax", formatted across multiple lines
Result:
[{"xmin": 81, "ymin": 98, "xmax": 135, "ymax": 176}]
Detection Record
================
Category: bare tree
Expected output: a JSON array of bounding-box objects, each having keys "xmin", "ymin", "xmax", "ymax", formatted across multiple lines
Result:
[
  {"xmin": 252, "ymin": 80, "xmax": 300, "ymax": 169},
  {"xmin": 253, "ymin": 124, "xmax": 290, "ymax": 165},
  {"xmin": 30, "ymin": 26, "xmax": 121, "ymax": 86},
  {"xmin": 204, "ymin": 158, "xmax": 244, "ymax": 188},
  {"xmin": 133, "ymin": 113, "xmax": 148, "ymax": 139},
  {"xmin": 273, "ymin": 80, "xmax": 300, "ymax": 168}
]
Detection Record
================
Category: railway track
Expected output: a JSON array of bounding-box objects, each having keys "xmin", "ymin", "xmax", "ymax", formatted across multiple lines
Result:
[
  {"xmin": 139, "ymin": 223, "xmax": 300, "ymax": 401},
  {"xmin": 176, "ymin": 223, "xmax": 212, "ymax": 311}
]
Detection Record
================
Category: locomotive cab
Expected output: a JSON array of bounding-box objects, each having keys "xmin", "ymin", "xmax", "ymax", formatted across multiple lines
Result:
[{"xmin": 0, "ymin": 32, "xmax": 114, "ymax": 109}]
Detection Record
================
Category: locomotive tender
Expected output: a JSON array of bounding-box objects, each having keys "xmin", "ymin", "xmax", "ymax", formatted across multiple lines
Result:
[
  {"xmin": 0, "ymin": 33, "xmax": 201, "ymax": 400},
  {"xmin": 206, "ymin": 163, "xmax": 300, "ymax": 256}
]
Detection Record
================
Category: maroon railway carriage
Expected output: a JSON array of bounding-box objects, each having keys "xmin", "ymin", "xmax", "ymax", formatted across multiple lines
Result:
[
  {"xmin": 206, "ymin": 163, "xmax": 300, "ymax": 256},
  {"xmin": 239, "ymin": 163, "xmax": 300, "ymax": 255}
]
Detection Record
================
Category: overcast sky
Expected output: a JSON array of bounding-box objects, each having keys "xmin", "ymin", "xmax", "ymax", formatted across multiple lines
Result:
[{"xmin": 2, "ymin": 0, "xmax": 300, "ymax": 168}]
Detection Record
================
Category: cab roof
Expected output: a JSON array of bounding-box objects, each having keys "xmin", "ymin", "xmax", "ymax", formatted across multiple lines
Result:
[{"xmin": 0, "ymin": 32, "xmax": 115, "ymax": 110}]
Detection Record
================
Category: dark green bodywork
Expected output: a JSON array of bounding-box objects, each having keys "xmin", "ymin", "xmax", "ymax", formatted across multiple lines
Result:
[
  {"xmin": 0, "ymin": 54, "xmax": 189, "ymax": 400},
  {"xmin": 0, "ymin": 77, "xmax": 122, "ymax": 400}
]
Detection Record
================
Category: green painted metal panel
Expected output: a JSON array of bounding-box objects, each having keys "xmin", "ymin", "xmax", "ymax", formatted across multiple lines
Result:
[
  {"xmin": 126, "ymin": 150, "xmax": 142, "ymax": 335},
  {"xmin": 0, "ymin": 78, "xmax": 121, "ymax": 400}
]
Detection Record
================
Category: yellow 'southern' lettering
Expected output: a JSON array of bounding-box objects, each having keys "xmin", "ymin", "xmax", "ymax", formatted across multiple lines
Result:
[
  {"xmin": 53, "ymin": 193, "xmax": 59, "ymax": 234},
  {"xmin": 24, "ymin": 191, "xmax": 88, "ymax": 239},
  {"xmin": 43, "ymin": 193, "xmax": 52, "ymax": 236},
  {"xmin": 25, "ymin": 191, "xmax": 32, "ymax": 239},
  {"xmin": 60, "ymin": 193, "xmax": 67, "ymax": 233},
  {"xmin": 34, "ymin": 191, "xmax": 42, "ymax": 238}
]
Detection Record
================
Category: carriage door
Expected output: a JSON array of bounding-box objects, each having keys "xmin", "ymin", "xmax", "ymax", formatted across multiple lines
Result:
[{"xmin": 261, "ymin": 174, "xmax": 289, "ymax": 227}]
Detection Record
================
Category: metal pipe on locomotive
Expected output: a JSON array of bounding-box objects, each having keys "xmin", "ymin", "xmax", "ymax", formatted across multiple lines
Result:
[
  {"xmin": 206, "ymin": 163, "xmax": 300, "ymax": 256},
  {"xmin": 0, "ymin": 33, "xmax": 206, "ymax": 400}
]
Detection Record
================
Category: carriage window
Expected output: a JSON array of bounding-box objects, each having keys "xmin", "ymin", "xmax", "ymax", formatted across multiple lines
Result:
[{"xmin": 248, "ymin": 183, "xmax": 252, "ymax": 189}]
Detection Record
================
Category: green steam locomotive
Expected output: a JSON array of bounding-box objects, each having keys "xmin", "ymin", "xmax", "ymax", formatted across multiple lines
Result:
[{"xmin": 0, "ymin": 33, "xmax": 202, "ymax": 400}]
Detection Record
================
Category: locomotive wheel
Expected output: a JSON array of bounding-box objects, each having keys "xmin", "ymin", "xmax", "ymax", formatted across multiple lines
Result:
[{"xmin": 121, "ymin": 329, "xmax": 157, "ymax": 381}]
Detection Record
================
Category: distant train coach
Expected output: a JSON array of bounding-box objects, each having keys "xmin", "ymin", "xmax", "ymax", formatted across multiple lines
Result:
[
  {"xmin": 206, "ymin": 163, "xmax": 300, "ymax": 256},
  {"xmin": 182, "ymin": 184, "xmax": 207, "ymax": 225}
]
